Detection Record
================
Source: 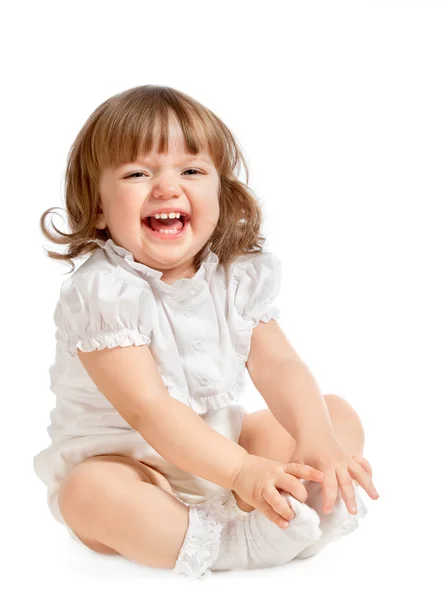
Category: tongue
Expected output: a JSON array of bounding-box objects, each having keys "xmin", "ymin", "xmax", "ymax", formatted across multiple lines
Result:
[{"xmin": 148, "ymin": 217, "xmax": 183, "ymax": 232}]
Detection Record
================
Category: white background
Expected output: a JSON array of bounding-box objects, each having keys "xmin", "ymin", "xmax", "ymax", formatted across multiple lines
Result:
[{"xmin": 2, "ymin": 0, "xmax": 441, "ymax": 598}]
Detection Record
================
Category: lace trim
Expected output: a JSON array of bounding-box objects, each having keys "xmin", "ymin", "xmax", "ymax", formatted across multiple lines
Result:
[
  {"xmin": 157, "ymin": 368, "xmax": 247, "ymax": 414},
  {"xmin": 67, "ymin": 328, "xmax": 151, "ymax": 357},
  {"xmin": 244, "ymin": 302, "xmax": 281, "ymax": 328},
  {"xmin": 173, "ymin": 494, "xmax": 229, "ymax": 579}
]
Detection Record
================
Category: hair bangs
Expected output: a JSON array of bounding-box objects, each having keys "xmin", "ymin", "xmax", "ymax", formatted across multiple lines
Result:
[{"xmin": 89, "ymin": 92, "xmax": 223, "ymax": 178}]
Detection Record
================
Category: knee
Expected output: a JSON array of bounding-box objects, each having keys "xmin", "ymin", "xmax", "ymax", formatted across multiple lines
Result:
[
  {"xmin": 58, "ymin": 460, "xmax": 115, "ymax": 525},
  {"xmin": 324, "ymin": 394, "xmax": 365, "ymax": 439},
  {"xmin": 58, "ymin": 463, "xmax": 121, "ymax": 555}
]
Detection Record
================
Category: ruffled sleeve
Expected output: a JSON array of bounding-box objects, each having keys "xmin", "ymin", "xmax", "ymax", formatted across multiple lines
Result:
[
  {"xmin": 54, "ymin": 269, "xmax": 155, "ymax": 358},
  {"xmin": 233, "ymin": 252, "xmax": 282, "ymax": 327}
]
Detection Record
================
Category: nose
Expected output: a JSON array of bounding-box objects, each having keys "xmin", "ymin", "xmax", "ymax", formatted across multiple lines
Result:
[{"xmin": 151, "ymin": 175, "xmax": 181, "ymax": 200}]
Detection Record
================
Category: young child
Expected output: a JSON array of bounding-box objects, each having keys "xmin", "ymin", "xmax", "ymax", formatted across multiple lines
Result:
[{"xmin": 33, "ymin": 84, "xmax": 379, "ymax": 579}]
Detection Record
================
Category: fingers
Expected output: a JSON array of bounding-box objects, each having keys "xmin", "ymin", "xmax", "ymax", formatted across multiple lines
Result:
[
  {"xmin": 336, "ymin": 467, "xmax": 358, "ymax": 514},
  {"xmin": 261, "ymin": 487, "xmax": 294, "ymax": 528},
  {"xmin": 321, "ymin": 469, "xmax": 339, "ymax": 514},
  {"xmin": 281, "ymin": 458, "xmax": 378, "ymax": 518},
  {"xmin": 278, "ymin": 472, "xmax": 308, "ymax": 503},
  {"xmin": 284, "ymin": 462, "xmax": 324, "ymax": 483},
  {"xmin": 352, "ymin": 455, "xmax": 373, "ymax": 478},
  {"xmin": 329, "ymin": 462, "xmax": 380, "ymax": 516},
  {"xmin": 348, "ymin": 460, "xmax": 379, "ymax": 500}
]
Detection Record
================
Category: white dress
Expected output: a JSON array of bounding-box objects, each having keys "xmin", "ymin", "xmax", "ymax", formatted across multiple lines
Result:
[{"xmin": 33, "ymin": 238, "xmax": 282, "ymax": 531}]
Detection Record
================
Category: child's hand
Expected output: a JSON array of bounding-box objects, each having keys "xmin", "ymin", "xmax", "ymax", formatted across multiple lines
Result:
[
  {"xmin": 231, "ymin": 454, "xmax": 324, "ymax": 529},
  {"xmin": 292, "ymin": 433, "xmax": 379, "ymax": 515}
]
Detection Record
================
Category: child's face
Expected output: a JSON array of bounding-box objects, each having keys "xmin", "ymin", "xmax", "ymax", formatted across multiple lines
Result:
[{"xmin": 97, "ymin": 119, "xmax": 220, "ymax": 278}]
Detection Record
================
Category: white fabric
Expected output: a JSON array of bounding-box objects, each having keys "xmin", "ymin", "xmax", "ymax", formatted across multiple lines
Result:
[
  {"xmin": 33, "ymin": 238, "xmax": 282, "ymax": 526},
  {"xmin": 295, "ymin": 480, "xmax": 368, "ymax": 559},
  {"xmin": 173, "ymin": 493, "xmax": 229, "ymax": 579},
  {"xmin": 211, "ymin": 492, "xmax": 322, "ymax": 572},
  {"xmin": 173, "ymin": 491, "xmax": 322, "ymax": 579}
]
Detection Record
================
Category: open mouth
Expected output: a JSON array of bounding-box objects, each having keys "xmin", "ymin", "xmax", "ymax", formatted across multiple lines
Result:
[{"xmin": 142, "ymin": 214, "xmax": 190, "ymax": 239}]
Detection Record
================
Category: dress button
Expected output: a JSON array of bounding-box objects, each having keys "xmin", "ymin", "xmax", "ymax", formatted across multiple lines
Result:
[
  {"xmin": 185, "ymin": 307, "xmax": 194, "ymax": 316},
  {"xmin": 193, "ymin": 340, "xmax": 202, "ymax": 350},
  {"xmin": 200, "ymin": 376, "xmax": 209, "ymax": 386}
]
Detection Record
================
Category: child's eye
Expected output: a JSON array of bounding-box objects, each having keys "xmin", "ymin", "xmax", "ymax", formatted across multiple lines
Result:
[
  {"xmin": 125, "ymin": 169, "xmax": 203, "ymax": 179},
  {"xmin": 126, "ymin": 172, "xmax": 146, "ymax": 179},
  {"xmin": 182, "ymin": 168, "xmax": 203, "ymax": 176}
]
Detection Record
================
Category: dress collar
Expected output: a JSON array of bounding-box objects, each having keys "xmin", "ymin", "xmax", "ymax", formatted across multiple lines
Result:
[{"xmin": 92, "ymin": 237, "xmax": 219, "ymax": 294}]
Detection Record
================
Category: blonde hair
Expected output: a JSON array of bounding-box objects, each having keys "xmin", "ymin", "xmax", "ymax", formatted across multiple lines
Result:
[{"xmin": 41, "ymin": 85, "xmax": 266, "ymax": 276}]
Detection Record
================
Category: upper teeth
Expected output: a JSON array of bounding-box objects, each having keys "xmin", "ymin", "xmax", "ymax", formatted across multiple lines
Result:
[{"xmin": 153, "ymin": 212, "xmax": 182, "ymax": 219}]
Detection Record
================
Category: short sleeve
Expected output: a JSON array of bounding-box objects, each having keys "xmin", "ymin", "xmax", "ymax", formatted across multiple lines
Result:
[
  {"xmin": 54, "ymin": 269, "xmax": 155, "ymax": 357},
  {"xmin": 233, "ymin": 252, "xmax": 282, "ymax": 327}
]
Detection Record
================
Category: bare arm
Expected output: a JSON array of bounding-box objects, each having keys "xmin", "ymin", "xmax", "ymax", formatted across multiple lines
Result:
[
  {"xmin": 78, "ymin": 343, "xmax": 249, "ymax": 490},
  {"xmin": 246, "ymin": 319, "xmax": 334, "ymax": 440}
]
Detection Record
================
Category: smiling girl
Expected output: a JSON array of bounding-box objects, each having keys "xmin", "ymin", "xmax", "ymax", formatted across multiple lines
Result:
[{"xmin": 34, "ymin": 84, "xmax": 378, "ymax": 579}]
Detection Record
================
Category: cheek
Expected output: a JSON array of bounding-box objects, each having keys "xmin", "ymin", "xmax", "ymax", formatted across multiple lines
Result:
[
  {"xmin": 199, "ymin": 185, "xmax": 220, "ymax": 216},
  {"xmin": 195, "ymin": 202, "xmax": 219, "ymax": 226},
  {"xmin": 110, "ymin": 195, "xmax": 143, "ymax": 221}
]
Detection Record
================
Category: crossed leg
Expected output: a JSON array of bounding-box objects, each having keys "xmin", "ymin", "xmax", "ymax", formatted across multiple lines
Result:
[
  {"xmin": 58, "ymin": 454, "xmax": 180, "ymax": 557},
  {"xmin": 57, "ymin": 394, "xmax": 364, "ymax": 559}
]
